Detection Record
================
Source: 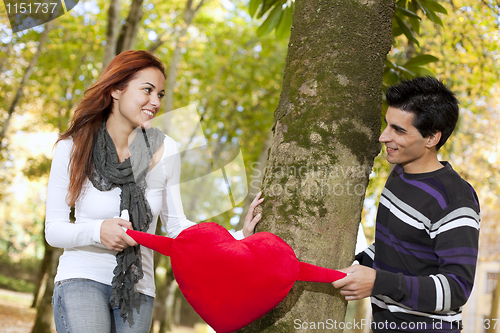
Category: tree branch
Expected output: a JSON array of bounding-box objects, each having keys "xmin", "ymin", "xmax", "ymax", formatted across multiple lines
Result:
[
  {"xmin": 162, "ymin": 0, "xmax": 208, "ymax": 112},
  {"xmin": 116, "ymin": 0, "xmax": 145, "ymax": 54},
  {"xmin": 102, "ymin": 0, "xmax": 121, "ymax": 69},
  {"xmin": 148, "ymin": 30, "xmax": 173, "ymax": 53},
  {"xmin": 480, "ymin": 0, "xmax": 500, "ymax": 17},
  {"xmin": 194, "ymin": 0, "xmax": 206, "ymax": 13},
  {"xmin": 0, "ymin": 21, "xmax": 53, "ymax": 142}
]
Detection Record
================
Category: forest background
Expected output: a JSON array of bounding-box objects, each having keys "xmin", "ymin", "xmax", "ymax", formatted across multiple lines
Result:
[{"xmin": 0, "ymin": 0, "xmax": 500, "ymax": 332}]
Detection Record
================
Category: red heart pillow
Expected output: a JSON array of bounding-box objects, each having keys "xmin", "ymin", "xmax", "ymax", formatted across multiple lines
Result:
[{"xmin": 127, "ymin": 223, "xmax": 345, "ymax": 333}]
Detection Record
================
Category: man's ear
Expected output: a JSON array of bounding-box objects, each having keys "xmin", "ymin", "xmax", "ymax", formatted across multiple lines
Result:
[
  {"xmin": 111, "ymin": 89, "xmax": 121, "ymax": 100},
  {"xmin": 426, "ymin": 131, "xmax": 442, "ymax": 149}
]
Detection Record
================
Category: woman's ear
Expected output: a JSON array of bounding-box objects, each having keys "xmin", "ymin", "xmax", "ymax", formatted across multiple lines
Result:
[
  {"xmin": 426, "ymin": 131, "xmax": 442, "ymax": 149},
  {"xmin": 111, "ymin": 89, "xmax": 121, "ymax": 100}
]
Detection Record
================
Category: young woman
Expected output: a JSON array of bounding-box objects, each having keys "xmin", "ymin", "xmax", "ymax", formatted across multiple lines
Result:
[{"xmin": 45, "ymin": 50, "xmax": 262, "ymax": 333}]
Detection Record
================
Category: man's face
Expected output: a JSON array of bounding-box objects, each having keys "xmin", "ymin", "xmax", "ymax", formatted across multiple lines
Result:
[{"xmin": 379, "ymin": 107, "xmax": 433, "ymax": 173}]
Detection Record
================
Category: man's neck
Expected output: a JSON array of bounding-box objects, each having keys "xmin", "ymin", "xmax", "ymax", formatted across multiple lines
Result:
[{"xmin": 402, "ymin": 155, "xmax": 444, "ymax": 174}]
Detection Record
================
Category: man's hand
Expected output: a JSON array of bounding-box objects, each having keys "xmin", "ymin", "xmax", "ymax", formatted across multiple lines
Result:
[
  {"xmin": 332, "ymin": 264, "xmax": 376, "ymax": 301},
  {"xmin": 100, "ymin": 217, "xmax": 138, "ymax": 251},
  {"xmin": 242, "ymin": 192, "xmax": 264, "ymax": 238}
]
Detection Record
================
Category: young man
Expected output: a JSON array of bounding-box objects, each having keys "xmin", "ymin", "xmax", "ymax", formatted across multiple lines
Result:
[{"xmin": 333, "ymin": 77, "xmax": 480, "ymax": 332}]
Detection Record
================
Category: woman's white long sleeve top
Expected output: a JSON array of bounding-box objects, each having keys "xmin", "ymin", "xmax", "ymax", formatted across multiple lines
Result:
[{"xmin": 45, "ymin": 136, "xmax": 243, "ymax": 297}]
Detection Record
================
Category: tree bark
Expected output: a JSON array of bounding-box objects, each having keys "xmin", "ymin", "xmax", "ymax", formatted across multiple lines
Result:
[
  {"xmin": 116, "ymin": 0, "xmax": 145, "ymax": 54},
  {"xmin": 55, "ymin": 54, "xmax": 86, "ymax": 132},
  {"xmin": 157, "ymin": 266, "xmax": 176, "ymax": 333},
  {"xmin": 163, "ymin": 0, "xmax": 206, "ymax": 113},
  {"xmin": 31, "ymin": 208, "xmax": 75, "ymax": 332},
  {"xmin": 351, "ymin": 298, "xmax": 369, "ymax": 333},
  {"xmin": 148, "ymin": 30, "xmax": 172, "ymax": 53},
  {"xmin": 30, "ymin": 247, "xmax": 63, "ymax": 333},
  {"xmin": 488, "ymin": 272, "xmax": 500, "ymax": 333},
  {"xmin": 150, "ymin": 221, "xmax": 167, "ymax": 333},
  {"xmin": 238, "ymin": 132, "xmax": 273, "ymax": 228},
  {"xmin": 0, "ymin": 42, "xmax": 12, "ymax": 75},
  {"xmin": 0, "ymin": 21, "xmax": 52, "ymax": 143},
  {"xmin": 102, "ymin": 0, "xmax": 121, "ymax": 69},
  {"xmin": 239, "ymin": 0, "xmax": 394, "ymax": 332},
  {"xmin": 31, "ymin": 223, "xmax": 50, "ymax": 308}
]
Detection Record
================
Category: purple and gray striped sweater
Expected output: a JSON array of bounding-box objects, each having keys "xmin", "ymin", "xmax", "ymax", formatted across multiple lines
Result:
[{"xmin": 356, "ymin": 162, "xmax": 480, "ymax": 332}]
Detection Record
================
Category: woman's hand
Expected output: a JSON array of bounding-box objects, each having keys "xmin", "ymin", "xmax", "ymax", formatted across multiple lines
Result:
[
  {"xmin": 242, "ymin": 192, "xmax": 264, "ymax": 238},
  {"xmin": 100, "ymin": 218, "xmax": 138, "ymax": 251}
]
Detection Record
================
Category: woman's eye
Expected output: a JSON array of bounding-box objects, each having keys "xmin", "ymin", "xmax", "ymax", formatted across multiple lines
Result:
[{"xmin": 144, "ymin": 87, "xmax": 152, "ymax": 93}]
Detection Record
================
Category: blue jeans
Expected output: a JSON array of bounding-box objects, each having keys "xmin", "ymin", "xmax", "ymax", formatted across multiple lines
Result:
[{"xmin": 52, "ymin": 278, "xmax": 154, "ymax": 333}]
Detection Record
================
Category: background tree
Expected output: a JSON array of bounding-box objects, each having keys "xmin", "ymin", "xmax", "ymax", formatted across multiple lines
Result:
[
  {"xmin": 1, "ymin": 0, "xmax": 500, "ymax": 331},
  {"xmin": 28, "ymin": 1, "xmax": 155, "ymax": 330},
  {"xmin": 239, "ymin": 0, "xmax": 394, "ymax": 331},
  {"xmin": 1, "ymin": 1, "xmax": 288, "ymax": 331}
]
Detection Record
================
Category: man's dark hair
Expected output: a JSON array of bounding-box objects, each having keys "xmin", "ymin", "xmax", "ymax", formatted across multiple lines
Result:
[{"xmin": 386, "ymin": 76, "xmax": 459, "ymax": 150}]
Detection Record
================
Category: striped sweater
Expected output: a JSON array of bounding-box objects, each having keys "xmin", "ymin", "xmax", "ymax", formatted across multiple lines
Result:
[{"xmin": 356, "ymin": 162, "xmax": 480, "ymax": 332}]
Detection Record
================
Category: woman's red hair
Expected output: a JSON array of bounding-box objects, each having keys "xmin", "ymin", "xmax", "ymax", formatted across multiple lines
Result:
[{"xmin": 58, "ymin": 50, "xmax": 166, "ymax": 207}]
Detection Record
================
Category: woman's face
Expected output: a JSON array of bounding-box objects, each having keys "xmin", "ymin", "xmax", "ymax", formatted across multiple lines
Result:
[{"xmin": 111, "ymin": 67, "xmax": 166, "ymax": 130}]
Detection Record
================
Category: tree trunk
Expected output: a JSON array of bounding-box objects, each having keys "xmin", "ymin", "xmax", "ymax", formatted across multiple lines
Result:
[
  {"xmin": 0, "ymin": 42, "xmax": 12, "ymax": 75},
  {"xmin": 54, "ymin": 54, "xmax": 86, "ymax": 134},
  {"xmin": 31, "ymin": 247, "xmax": 63, "ymax": 333},
  {"xmin": 31, "ymin": 209, "xmax": 75, "ymax": 332},
  {"xmin": 31, "ymin": 225, "xmax": 50, "ymax": 308},
  {"xmin": 150, "ymin": 221, "xmax": 166, "ymax": 333},
  {"xmin": 487, "ymin": 272, "xmax": 500, "ymax": 333},
  {"xmin": 116, "ymin": 0, "xmax": 145, "ymax": 54},
  {"xmin": 157, "ymin": 266, "xmax": 176, "ymax": 333},
  {"xmin": 31, "ymin": 54, "xmax": 83, "ymax": 306},
  {"xmin": 0, "ymin": 21, "xmax": 52, "ymax": 143},
  {"xmin": 238, "ymin": 1, "xmax": 394, "ymax": 332},
  {"xmin": 102, "ymin": 0, "xmax": 121, "ymax": 69},
  {"xmin": 163, "ymin": 0, "xmax": 206, "ymax": 113},
  {"xmin": 351, "ymin": 298, "xmax": 369, "ymax": 333},
  {"xmin": 183, "ymin": 133, "xmax": 228, "ymax": 216},
  {"xmin": 174, "ymin": 291, "xmax": 203, "ymax": 327},
  {"xmin": 238, "ymin": 132, "xmax": 273, "ymax": 229},
  {"xmin": 154, "ymin": 2, "xmax": 208, "ymax": 324}
]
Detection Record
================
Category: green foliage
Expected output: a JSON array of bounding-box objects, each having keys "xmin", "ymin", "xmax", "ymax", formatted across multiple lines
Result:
[
  {"xmin": 247, "ymin": 0, "xmax": 499, "ymax": 241},
  {"xmin": 0, "ymin": 273, "xmax": 35, "ymax": 293},
  {"xmin": 384, "ymin": 0, "xmax": 445, "ymax": 86},
  {"xmin": 23, "ymin": 156, "xmax": 52, "ymax": 180},
  {"xmin": 247, "ymin": 0, "xmax": 445, "ymax": 89},
  {"xmin": 383, "ymin": 54, "xmax": 437, "ymax": 86},
  {"xmin": 394, "ymin": 14, "xmax": 420, "ymax": 46},
  {"xmin": 1, "ymin": 0, "xmax": 498, "ymax": 259},
  {"xmin": 256, "ymin": 4, "xmax": 282, "ymax": 37},
  {"xmin": 0, "ymin": 0, "xmax": 288, "ymax": 251},
  {"xmin": 420, "ymin": 0, "xmax": 500, "ymax": 110},
  {"xmin": 0, "ymin": 252, "xmax": 39, "ymax": 290},
  {"xmin": 157, "ymin": 0, "xmax": 287, "ymax": 226},
  {"xmin": 248, "ymin": 0, "xmax": 293, "ymax": 40},
  {"xmin": 275, "ymin": 4, "xmax": 293, "ymax": 40},
  {"xmin": 419, "ymin": 0, "xmax": 500, "ymax": 208},
  {"xmin": 364, "ymin": 0, "xmax": 500, "ymax": 239}
]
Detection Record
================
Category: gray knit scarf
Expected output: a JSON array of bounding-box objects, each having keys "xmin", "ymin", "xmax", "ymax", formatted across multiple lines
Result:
[{"xmin": 90, "ymin": 121, "xmax": 164, "ymax": 325}]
